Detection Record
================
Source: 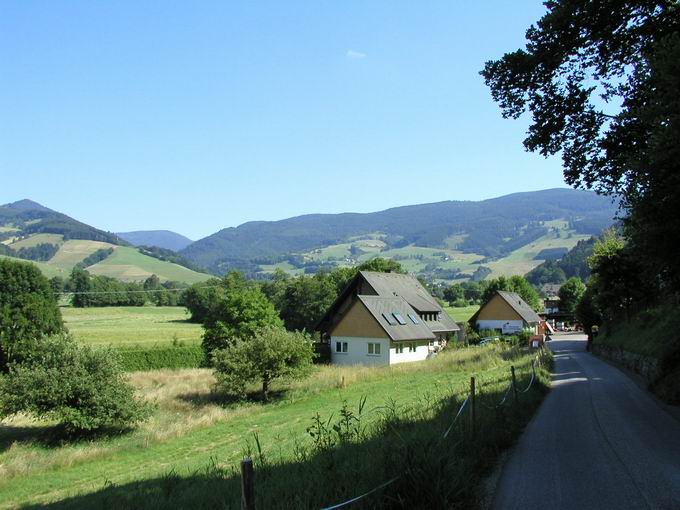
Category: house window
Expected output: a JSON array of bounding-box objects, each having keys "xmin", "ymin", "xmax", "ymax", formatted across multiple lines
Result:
[
  {"xmin": 335, "ymin": 341, "xmax": 348, "ymax": 353},
  {"xmin": 408, "ymin": 313, "xmax": 420, "ymax": 324},
  {"xmin": 409, "ymin": 342, "xmax": 417, "ymax": 352},
  {"xmin": 367, "ymin": 343, "xmax": 381, "ymax": 355},
  {"xmin": 395, "ymin": 343, "xmax": 404, "ymax": 354}
]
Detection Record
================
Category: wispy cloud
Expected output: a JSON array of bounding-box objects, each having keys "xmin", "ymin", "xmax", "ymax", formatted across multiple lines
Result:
[{"xmin": 346, "ymin": 49, "xmax": 367, "ymax": 59}]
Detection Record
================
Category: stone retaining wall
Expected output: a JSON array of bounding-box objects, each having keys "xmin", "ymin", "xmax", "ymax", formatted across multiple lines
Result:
[{"xmin": 593, "ymin": 344, "xmax": 660, "ymax": 384}]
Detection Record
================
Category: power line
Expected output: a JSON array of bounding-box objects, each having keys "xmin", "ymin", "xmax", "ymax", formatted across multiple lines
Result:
[{"xmin": 58, "ymin": 284, "xmax": 223, "ymax": 296}]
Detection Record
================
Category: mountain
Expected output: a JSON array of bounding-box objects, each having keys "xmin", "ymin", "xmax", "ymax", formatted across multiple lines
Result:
[
  {"xmin": 0, "ymin": 199, "xmax": 126, "ymax": 245},
  {"xmin": 181, "ymin": 188, "xmax": 618, "ymax": 278},
  {"xmin": 0, "ymin": 200, "xmax": 211, "ymax": 284},
  {"xmin": 117, "ymin": 230, "xmax": 194, "ymax": 251}
]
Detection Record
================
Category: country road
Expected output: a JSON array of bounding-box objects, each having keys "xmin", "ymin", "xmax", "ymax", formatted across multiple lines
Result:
[{"xmin": 491, "ymin": 335, "xmax": 680, "ymax": 510}]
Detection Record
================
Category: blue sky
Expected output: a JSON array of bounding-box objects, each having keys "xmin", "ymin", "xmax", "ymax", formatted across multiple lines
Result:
[{"xmin": 0, "ymin": 1, "xmax": 567, "ymax": 240}]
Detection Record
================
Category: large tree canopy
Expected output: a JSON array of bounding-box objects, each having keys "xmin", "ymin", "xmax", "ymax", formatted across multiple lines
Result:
[
  {"xmin": 0, "ymin": 258, "xmax": 63, "ymax": 372},
  {"xmin": 482, "ymin": 0, "xmax": 680, "ymax": 289}
]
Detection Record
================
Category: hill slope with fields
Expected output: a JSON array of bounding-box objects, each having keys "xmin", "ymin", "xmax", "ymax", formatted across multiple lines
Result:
[
  {"xmin": 181, "ymin": 188, "xmax": 617, "ymax": 280},
  {"xmin": 0, "ymin": 200, "xmax": 211, "ymax": 284}
]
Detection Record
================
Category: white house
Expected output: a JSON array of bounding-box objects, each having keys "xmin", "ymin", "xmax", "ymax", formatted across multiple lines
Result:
[
  {"xmin": 469, "ymin": 290, "xmax": 542, "ymax": 335},
  {"xmin": 316, "ymin": 271, "xmax": 460, "ymax": 366}
]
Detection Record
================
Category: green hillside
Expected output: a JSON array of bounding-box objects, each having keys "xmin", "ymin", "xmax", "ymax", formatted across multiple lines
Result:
[
  {"xmin": 181, "ymin": 188, "xmax": 617, "ymax": 276},
  {"xmin": 0, "ymin": 200, "xmax": 212, "ymax": 284},
  {"xmin": 87, "ymin": 246, "xmax": 210, "ymax": 283}
]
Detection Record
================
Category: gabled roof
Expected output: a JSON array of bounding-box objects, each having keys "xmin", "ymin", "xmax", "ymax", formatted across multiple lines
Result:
[
  {"xmin": 428, "ymin": 311, "xmax": 461, "ymax": 333},
  {"xmin": 469, "ymin": 290, "xmax": 541, "ymax": 325},
  {"xmin": 356, "ymin": 295, "xmax": 436, "ymax": 341},
  {"xmin": 360, "ymin": 271, "xmax": 442, "ymax": 313}
]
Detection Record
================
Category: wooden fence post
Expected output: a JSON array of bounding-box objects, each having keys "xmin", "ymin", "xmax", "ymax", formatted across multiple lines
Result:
[
  {"xmin": 511, "ymin": 366, "xmax": 518, "ymax": 406},
  {"xmin": 241, "ymin": 457, "xmax": 255, "ymax": 510},
  {"xmin": 470, "ymin": 376, "xmax": 476, "ymax": 436}
]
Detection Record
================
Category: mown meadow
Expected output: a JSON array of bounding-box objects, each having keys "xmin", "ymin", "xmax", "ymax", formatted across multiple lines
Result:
[{"xmin": 0, "ymin": 343, "xmax": 551, "ymax": 509}]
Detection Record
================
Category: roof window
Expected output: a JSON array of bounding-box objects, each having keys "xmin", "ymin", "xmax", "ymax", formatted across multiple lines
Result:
[{"xmin": 392, "ymin": 312, "xmax": 407, "ymax": 325}]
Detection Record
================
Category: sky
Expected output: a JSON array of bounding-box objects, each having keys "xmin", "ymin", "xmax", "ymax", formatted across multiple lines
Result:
[{"xmin": 0, "ymin": 1, "xmax": 568, "ymax": 240}]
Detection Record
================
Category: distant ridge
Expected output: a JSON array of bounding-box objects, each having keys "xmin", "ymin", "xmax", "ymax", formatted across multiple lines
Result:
[
  {"xmin": 180, "ymin": 188, "xmax": 618, "ymax": 275},
  {"xmin": 117, "ymin": 230, "xmax": 194, "ymax": 252},
  {"xmin": 3, "ymin": 199, "xmax": 55, "ymax": 213}
]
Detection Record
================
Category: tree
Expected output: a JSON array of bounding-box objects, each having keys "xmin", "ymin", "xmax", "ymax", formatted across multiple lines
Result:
[
  {"xmin": 0, "ymin": 335, "xmax": 150, "ymax": 433},
  {"xmin": 212, "ymin": 327, "xmax": 315, "ymax": 402},
  {"xmin": 69, "ymin": 267, "xmax": 92, "ymax": 308},
  {"xmin": 559, "ymin": 277, "xmax": 587, "ymax": 314},
  {"xmin": 183, "ymin": 278, "xmax": 223, "ymax": 323},
  {"xmin": 586, "ymin": 232, "xmax": 653, "ymax": 323},
  {"xmin": 0, "ymin": 258, "xmax": 63, "ymax": 372},
  {"xmin": 277, "ymin": 273, "xmax": 336, "ymax": 332},
  {"xmin": 481, "ymin": 275, "xmax": 542, "ymax": 312},
  {"xmin": 202, "ymin": 284, "xmax": 283, "ymax": 360},
  {"xmin": 356, "ymin": 258, "xmax": 404, "ymax": 274},
  {"xmin": 443, "ymin": 283, "xmax": 465, "ymax": 306},
  {"xmin": 481, "ymin": 1, "xmax": 680, "ymax": 291},
  {"xmin": 576, "ymin": 284, "xmax": 602, "ymax": 335}
]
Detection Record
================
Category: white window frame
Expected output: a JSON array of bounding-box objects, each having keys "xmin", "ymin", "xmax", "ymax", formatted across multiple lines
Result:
[
  {"xmin": 395, "ymin": 343, "xmax": 404, "ymax": 354},
  {"xmin": 408, "ymin": 342, "xmax": 417, "ymax": 352},
  {"xmin": 335, "ymin": 341, "xmax": 348, "ymax": 354}
]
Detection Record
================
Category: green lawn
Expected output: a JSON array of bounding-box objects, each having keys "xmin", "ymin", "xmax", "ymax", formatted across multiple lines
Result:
[
  {"xmin": 87, "ymin": 246, "xmax": 212, "ymax": 283},
  {"xmin": 444, "ymin": 305, "xmax": 479, "ymax": 323},
  {"xmin": 62, "ymin": 306, "xmax": 203, "ymax": 349},
  {"xmin": 0, "ymin": 344, "xmax": 549, "ymax": 508}
]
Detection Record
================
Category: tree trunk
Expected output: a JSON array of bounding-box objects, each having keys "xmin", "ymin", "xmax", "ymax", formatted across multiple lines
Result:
[{"xmin": 262, "ymin": 374, "xmax": 270, "ymax": 402}]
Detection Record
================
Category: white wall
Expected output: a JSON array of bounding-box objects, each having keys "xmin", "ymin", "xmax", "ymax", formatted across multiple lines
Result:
[
  {"xmin": 330, "ymin": 336, "xmax": 390, "ymax": 366},
  {"xmin": 476, "ymin": 320, "xmax": 525, "ymax": 334},
  {"xmin": 389, "ymin": 339, "xmax": 429, "ymax": 365}
]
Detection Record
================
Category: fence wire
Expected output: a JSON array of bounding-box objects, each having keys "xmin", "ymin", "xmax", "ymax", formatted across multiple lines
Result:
[{"xmin": 317, "ymin": 352, "xmax": 547, "ymax": 510}]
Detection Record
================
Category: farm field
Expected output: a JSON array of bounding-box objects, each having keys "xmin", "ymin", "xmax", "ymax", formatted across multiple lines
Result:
[
  {"xmin": 6, "ymin": 233, "xmax": 63, "ymax": 249},
  {"xmin": 0, "ymin": 343, "xmax": 549, "ymax": 509},
  {"xmin": 484, "ymin": 228, "xmax": 591, "ymax": 278},
  {"xmin": 47, "ymin": 239, "xmax": 114, "ymax": 270},
  {"xmin": 88, "ymin": 246, "xmax": 211, "ymax": 283},
  {"xmin": 444, "ymin": 305, "xmax": 479, "ymax": 323},
  {"xmin": 62, "ymin": 306, "xmax": 202, "ymax": 349},
  {"xmin": 0, "ymin": 254, "xmax": 66, "ymax": 279}
]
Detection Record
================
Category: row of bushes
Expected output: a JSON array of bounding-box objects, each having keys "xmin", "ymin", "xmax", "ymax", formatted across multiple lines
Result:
[{"xmin": 117, "ymin": 345, "xmax": 204, "ymax": 372}]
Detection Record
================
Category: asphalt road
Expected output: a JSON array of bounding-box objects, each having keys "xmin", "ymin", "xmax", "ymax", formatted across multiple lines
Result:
[{"xmin": 491, "ymin": 335, "xmax": 680, "ymax": 510}]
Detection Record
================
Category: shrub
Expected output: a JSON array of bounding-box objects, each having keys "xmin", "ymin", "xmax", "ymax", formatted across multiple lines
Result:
[
  {"xmin": 0, "ymin": 335, "xmax": 151, "ymax": 433},
  {"xmin": 213, "ymin": 327, "xmax": 315, "ymax": 401},
  {"xmin": 117, "ymin": 345, "xmax": 204, "ymax": 371}
]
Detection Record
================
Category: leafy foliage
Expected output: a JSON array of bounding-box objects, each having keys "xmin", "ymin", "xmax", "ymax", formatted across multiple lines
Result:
[
  {"xmin": 116, "ymin": 345, "xmax": 204, "ymax": 371},
  {"xmin": 558, "ymin": 277, "xmax": 586, "ymax": 314},
  {"xmin": 526, "ymin": 237, "xmax": 597, "ymax": 286},
  {"xmin": 0, "ymin": 258, "xmax": 63, "ymax": 372},
  {"xmin": 201, "ymin": 273, "xmax": 283, "ymax": 359},
  {"xmin": 0, "ymin": 335, "xmax": 151, "ymax": 433},
  {"xmin": 212, "ymin": 327, "xmax": 315, "ymax": 401},
  {"xmin": 481, "ymin": 275, "xmax": 542, "ymax": 312},
  {"xmin": 481, "ymin": 0, "xmax": 680, "ymax": 291},
  {"xmin": 76, "ymin": 247, "xmax": 114, "ymax": 268}
]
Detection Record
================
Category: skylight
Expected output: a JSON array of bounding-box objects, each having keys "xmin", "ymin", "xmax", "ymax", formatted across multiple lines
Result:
[
  {"xmin": 408, "ymin": 313, "xmax": 420, "ymax": 324},
  {"xmin": 382, "ymin": 312, "xmax": 398, "ymax": 325},
  {"xmin": 392, "ymin": 312, "xmax": 407, "ymax": 325}
]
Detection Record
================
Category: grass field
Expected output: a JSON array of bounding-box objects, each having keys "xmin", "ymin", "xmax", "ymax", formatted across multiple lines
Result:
[
  {"xmin": 46, "ymin": 239, "xmax": 114, "ymax": 270},
  {"xmin": 485, "ymin": 229, "xmax": 591, "ymax": 278},
  {"xmin": 444, "ymin": 305, "xmax": 479, "ymax": 323},
  {"xmin": 7, "ymin": 233, "xmax": 63, "ymax": 249},
  {"xmin": 0, "ymin": 254, "xmax": 68, "ymax": 278},
  {"xmin": 0, "ymin": 343, "xmax": 549, "ymax": 508},
  {"xmin": 88, "ymin": 246, "xmax": 211, "ymax": 283},
  {"xmin": 62, "ymin": 306, "xmax": 203, "ymax": 349}
]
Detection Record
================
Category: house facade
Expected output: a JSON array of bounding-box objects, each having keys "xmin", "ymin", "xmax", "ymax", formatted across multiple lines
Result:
[
  {"xmin": 316, "ymin": 271, "xmax": 460, "ymax": 366},
  {"xmin": 469, "ymin": 290, "xmax": 542, "ymax": 335}
]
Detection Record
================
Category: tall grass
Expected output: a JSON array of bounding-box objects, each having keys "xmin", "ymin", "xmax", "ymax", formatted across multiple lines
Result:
[{"xmin": 0, "ymin": 344, "xmax": 550, "ymax": 508}]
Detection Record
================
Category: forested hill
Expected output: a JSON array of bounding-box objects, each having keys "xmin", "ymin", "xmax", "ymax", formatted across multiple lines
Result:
[
  {"xmin": 117, "ymin": 230, "xmax": 193, "ymax": 251},
  {"xmin": 181, "ymin": 188, "xmax": 618, "ymax": 274},
  {"xmin": 0, "ymin": 200, "xmax": 126, "ymax": 245}
]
